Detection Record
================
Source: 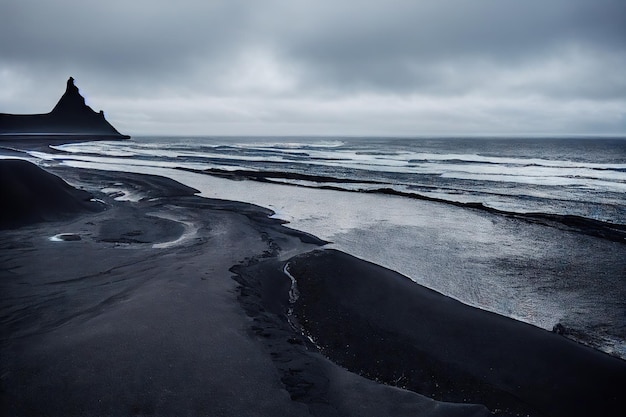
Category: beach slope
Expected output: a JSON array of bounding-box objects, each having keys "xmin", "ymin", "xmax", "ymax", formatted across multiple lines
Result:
[
  {"xmin": 1, "ymin": 161, "xmax": 493, "ymax": 416},
  {"xmin": 285, "ymin": 249, "xmax": 626, "ymax": 417}
]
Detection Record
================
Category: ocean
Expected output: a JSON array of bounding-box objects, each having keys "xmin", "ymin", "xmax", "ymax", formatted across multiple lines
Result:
[{"xmin": 22, "ymin": 136, "xmax": 626, "ymax": 358}]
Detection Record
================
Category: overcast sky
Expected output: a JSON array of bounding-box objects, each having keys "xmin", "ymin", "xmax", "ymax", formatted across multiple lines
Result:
[{"xmin": 1, "ymin": 0, "xmax": 625, "ymax": 136}]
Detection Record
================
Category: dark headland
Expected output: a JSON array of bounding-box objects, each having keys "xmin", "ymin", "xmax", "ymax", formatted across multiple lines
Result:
[
  {"xmin": 0, "ymin": 77, "xmax": 129, "ymax": 141},
  {"xmin": 1, "ymin": 159, "xmax": 625, "ymax": 417}
]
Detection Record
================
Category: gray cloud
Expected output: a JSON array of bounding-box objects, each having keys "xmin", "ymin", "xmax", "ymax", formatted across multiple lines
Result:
[
  {"xmin": 1, "ymin": 0, "xmax": 624, "ymax": 135},
  {"xmin": 274, "ymin": 0, "xmax": 626, "ymax": 95}
]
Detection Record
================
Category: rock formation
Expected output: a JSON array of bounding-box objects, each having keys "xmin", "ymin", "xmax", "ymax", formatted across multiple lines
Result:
[{"xmin": 0, "ymin": 77, "xmax": 129, "ymax": 139}]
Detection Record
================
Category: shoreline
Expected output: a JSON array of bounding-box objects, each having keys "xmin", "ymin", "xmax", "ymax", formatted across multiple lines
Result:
[
  {"xmin": 284, "ymin": 249, "xmax": 626, "ymax": 416},
  {"xmin": 178, "ymin": 166, "xmax": 626, "ymax": 244},
  {"xmin": 1, "ymin": 163, "xmax": 322, "ymax": 416},
  {"xmin": 2, "ymin": 161, "xmax": 625, "ymax": 416}
]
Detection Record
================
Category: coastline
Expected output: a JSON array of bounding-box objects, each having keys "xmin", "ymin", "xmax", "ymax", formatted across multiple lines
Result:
[
  {"xmin": 0, "ymin": 135, "xmax": 130, "ymax": 152},
  {"xmin": 1, "ymin": 161, "xmax": 625, "ymax": 416},
  {"xmin": 179, "ymin": 166, "xmax": 626, "ymax": 244},
  {"xmin": 285, "ymin": 249, "xmax": 626, "ymax": 416}
]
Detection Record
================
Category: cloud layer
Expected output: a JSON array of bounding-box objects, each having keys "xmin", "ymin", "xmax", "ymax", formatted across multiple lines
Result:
[{"xmin": 2, "ymin": 0, "xmax": 625, "ymax": 135}]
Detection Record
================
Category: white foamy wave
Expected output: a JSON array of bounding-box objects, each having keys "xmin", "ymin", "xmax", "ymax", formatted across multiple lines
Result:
[
  {"xmin": 52, "ymin": 142, "xmax": 138, "ymax": 157},
  {"xmin": 46, "ymin": 140, "xmax": 626, "ymax": 184},
  {"xmin": 440, "ymin": 172, "xmax": 626, "ymax": 192},
  {"xmin": 236, "ymin": 139, "xmax": 345, "ymax": 150}
]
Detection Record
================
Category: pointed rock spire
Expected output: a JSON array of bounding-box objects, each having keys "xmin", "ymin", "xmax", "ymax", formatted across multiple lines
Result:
[
  {"xmin": 0, "ymin": 77, "xmax": 129, "ymax": 139},
  {"xmin": 51, "ymin": 76, "xmax": 88, "ymax": 114}
]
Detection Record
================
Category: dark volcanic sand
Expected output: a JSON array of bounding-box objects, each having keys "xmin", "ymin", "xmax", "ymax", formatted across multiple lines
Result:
[
  {"xmin": 284, "ymin": 250, "xmax": 626, "ymax": 417},
  {"xmin": 1, "ymin": 162, "xmax": 489, "ymax": 416},
  {"xmin": 1, "ymin": 161, "xmax": 625, "ymax": 417},
  {"xmin": 0, "ymin": 159, "xmax": 102, "ymax": 229}
]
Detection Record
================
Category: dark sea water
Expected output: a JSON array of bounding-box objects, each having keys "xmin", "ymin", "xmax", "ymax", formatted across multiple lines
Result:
[
  {"xmin": 38, "ymin": 136, "xmax": 626, "ymax": 223},
  {"xmin": 17, "ymin": 136, "xmax": 626, "ymax": 358}
]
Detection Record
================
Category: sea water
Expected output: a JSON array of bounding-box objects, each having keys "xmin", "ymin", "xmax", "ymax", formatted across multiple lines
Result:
[{"xmin": 21, "ymin": 136, "xmax": 626, "ymax": 358}]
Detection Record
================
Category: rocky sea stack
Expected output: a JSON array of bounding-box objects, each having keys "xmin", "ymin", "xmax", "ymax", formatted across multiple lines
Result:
[{"xmin": 0, "ymin": 77, "xmax": 129, "ymax": 140}]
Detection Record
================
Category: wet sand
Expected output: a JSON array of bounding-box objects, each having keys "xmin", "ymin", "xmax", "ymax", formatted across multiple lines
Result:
[
  {"xmin": 1, "ymin": 160, "xmax": 625, "ymax": 416},
  {"xmin": 285, "ymin": 249, "xmax": 626, "ymax": 416}
]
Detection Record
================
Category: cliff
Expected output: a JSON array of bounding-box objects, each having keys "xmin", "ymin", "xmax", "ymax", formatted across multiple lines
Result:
[{"xmin": 0, "ymin": 77, "xmax": 129, "ymax": 139}]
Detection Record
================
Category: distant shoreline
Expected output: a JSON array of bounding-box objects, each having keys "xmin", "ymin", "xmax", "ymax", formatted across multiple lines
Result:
[
  {"xmin": 0, "ymin": 135, "xmax": 129, "ymax": 153},
  {"xmin": 0, "ymin": 133, "xmax": 130, "ymax": 141}
]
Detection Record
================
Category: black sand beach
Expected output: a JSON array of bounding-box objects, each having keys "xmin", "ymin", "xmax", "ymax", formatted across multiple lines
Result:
[{"xmin": 1, "ymin": 160, "xmax": 625, "ymax": 417}]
